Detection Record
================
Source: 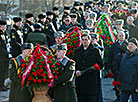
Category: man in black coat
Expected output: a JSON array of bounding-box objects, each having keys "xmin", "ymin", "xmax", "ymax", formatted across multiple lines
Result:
[
  {"xmin": 0, "ymin": 20, "xmax": 9, "ymax": 91},
  {"xmin": 74, "ymin": 33, "xmax": 103, "ymax": 102},
  {"xmin": 10, "ymin": 17, "xmax": 23, "ymax": 58}
]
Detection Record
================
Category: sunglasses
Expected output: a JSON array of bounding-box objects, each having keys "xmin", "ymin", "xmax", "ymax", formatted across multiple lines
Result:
[{"xmin": 65, "ymin": 20, "xmax": 70, "ymax": 22}]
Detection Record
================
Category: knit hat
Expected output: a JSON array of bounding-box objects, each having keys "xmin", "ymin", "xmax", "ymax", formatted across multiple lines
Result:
[{"xmin": 129, "ymin": 38, "xmax": 138, "ymax": 47}]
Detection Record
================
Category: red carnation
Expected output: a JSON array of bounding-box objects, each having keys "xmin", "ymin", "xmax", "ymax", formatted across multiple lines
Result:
[
  {"xmin": 34, "ymin": 60, "xmax": 38, "ymax": 63},
  {"xmin": 55, "ymin": 75, "xmax": 58, "ymax": 79},
  {"xmin": 47, "ymin": 79, "xmax": 51, "ymax": 83},
  {"xmin": 39, "ymin": 65, "xmax": 43, "ymax": 68},
  {"xmin": 20, "ymin": 63, "xmax": 25, "ymax": 68},
  {"xmin": 51, "ymin": 64, "xmax": 55, "ymax": 68},
  {"xmin": 28, "ymin": 58, "xmax": 31, "ymax": 61},
  {"xmin": 107, "ymin": 72, "xmax": 114, "ymax": 78},
  {"xmin": 47, "ymin": 60, "xmax": 52, "ymax": 64},
  {"xmin": 40, "ymin": 69, "xmax": 44, "ymax": 73},
  {"xmin": 32, "ymin": 64, "xmax": 37, "ymax": 68},
  {"xmin": 34, "ymin": 73, "xmax": 37, "ymax": 77},
  {"xmin": 56, "ymin": 62, "xmax": 60, "ymax": 66},
  {"xmin": 37, "ymin": 79, "xmax": 41, "ymax": 83},
  {"xmin": 26, "ymin": 81, "xmax": 29, "ymax": 85},
  {"xmin": 33, "ymin": 79, "xmax": 37, "ymax": 83},
  {"xmin": 56, "ymin": 71, "xmax": 59, "ymax": 74},
  {"xmin": 47, "ymin": 55, "xmax": 52, "ymax": 59},
  {"xmin": 41, "ymin": 73, "xmax": 46, "ymax": 77},
  {"xmin": 43, "ymin": 78, "xmax": 47, "ymax": 82},
  {"xmin": 45, "ymin": 66, "xmax": 47, "ymax": 69},
  {"xmin": 41, "ymin": 61, "xmax": 45, "ymax": 65},
  {"xmin": 94, "ymin": 64, "xmax": 100, "ymax": 71},
  {"xmin": 19, "ymin": 73, "xmax": 21, "ymax": 79},
  {"xmin": 21, "ymin": 59, "xmax": 25, "ymax": 63},
  {"xmin": 70, "ymin": 50, "xmax": 73, "ymax": 53},
  {"xmin": 28, "ymin": 76, "xmax": 33, "ymax": 81}
]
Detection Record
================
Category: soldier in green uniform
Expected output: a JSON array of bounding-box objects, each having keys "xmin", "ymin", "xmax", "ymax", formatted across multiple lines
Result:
[
  {"xmin": 50, "ymin": 31, "xmax": 64, "ymax": 54},
  {"xmin": 52, "ymin": 43, "xmax": 77, "ymax": 102},
  {"xmin": 9, "ymin": 43, "xmax": 34, "ymax": 102},
  {"xmin": 27, "ymin": 23, "xmax": 48, "ymax": 47}
]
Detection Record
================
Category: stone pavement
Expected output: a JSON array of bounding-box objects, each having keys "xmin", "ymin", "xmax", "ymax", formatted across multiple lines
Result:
[{"xmin": 0, "ymin": 78, "xmax": 116, "ymax": 102}]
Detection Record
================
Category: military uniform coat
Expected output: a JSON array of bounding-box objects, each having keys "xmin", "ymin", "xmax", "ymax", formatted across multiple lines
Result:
[
  {"xmin": 9, "ymin": 55, "xmax": 32, "ymax": 102},
  {"xmin": 74, "ymin": 44, "xmax": 103, "ymax": 95},
  {"xmin": 52, "ymin": 57, "xmax": 77, "ymax": 102}
]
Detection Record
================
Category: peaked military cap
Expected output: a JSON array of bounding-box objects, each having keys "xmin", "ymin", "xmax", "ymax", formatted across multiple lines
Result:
[
  {"xmin": 84, "ymin": 3, "xmax": 91, "ymax": 8},
  {"xmin": 56, "ymin": 43, "xmax": 67, "ymax": 50},
  {"xmin": 86, "ymin": 19, "xmax": 93, "ymax": 24},
  {"xmin": 21, "ymin": 43, "xmax": 34, "ymax": 50},
  {"xmin": 54, "ymin": 31, "xmax": 64, "ymax": 37},
  {"xmin": 53, "ymin": 7, "xmax": 59, "ymax": 11},
  {"xmin": 130, "ymin": 9, "xmax": 137, "ymax": 14},
  {"xmin": 115, "ymin": 19, "xmax": 124, "ymax": 25},
  {"xmin": 33, "ymin": 23, "xmax": 42, "ymax": 29},
  {"xmin": 73, "ymin": 2, "xmax": 80, "ymax": 6},
  {"xmin": 38, "ymin": 14, "xmax": 46, "ymax": 19},
  {"xmin": 80, "ymin": 2, "xmax": 83, "ymax": 6},
  {"xmin": 13, "ymin": 17, "xmax": 22, "ymax": 22},
  {"xmin": 70, "ymin": 13, "xmax": 77, "ymax": 18},
  {"xmin": 25, "ymin": 13, "xmax": 33, "ymax": 19},
  {"xmin": 90, "ymin": 33, "xmax": 98, "ymax": 39},
  {"xmin": 0, "ymin": 20, "xmax": 7, "ymax": 25},
  {"xmin": 89, "ymin": 12, "xmax": 96, "ymax": 17}
]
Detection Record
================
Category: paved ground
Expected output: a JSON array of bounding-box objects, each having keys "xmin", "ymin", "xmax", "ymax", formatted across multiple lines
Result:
[{"xmin": 0, "ymin": 78, "xmax": 116, "ymax": 102}]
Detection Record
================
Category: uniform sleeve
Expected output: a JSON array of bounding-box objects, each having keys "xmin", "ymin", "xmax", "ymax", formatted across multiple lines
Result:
[
  {"xmin": 8, "ymin": 59, "xmax": 21, "ymax": 85},
  {"xmin": 56, "ymin": 61, "xmax": 75, "ymax": 84}
]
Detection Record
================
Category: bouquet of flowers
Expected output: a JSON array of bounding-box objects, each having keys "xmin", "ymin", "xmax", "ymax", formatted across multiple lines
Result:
[
  {"xmin": 19, "ymin": 44, "xmax": 60, "ymax": 91},
  {"xmin": 111, "ymin": 9, "xmax": 130, "ymax": 20},
  {"xmin": 60, "ymin": 26, "xmax": 83, "ymax": 59}
]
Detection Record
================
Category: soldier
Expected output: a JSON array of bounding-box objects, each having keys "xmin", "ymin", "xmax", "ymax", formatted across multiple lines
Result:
[
  {"xmin": 37, "ymin": 13, "xmax": 46, "ymax": 29},
  {"xmin": 23, "ymin": 13, "xmax": 34, "ymax": 42},
  {"xmin": 130, "ymin": 9, "xmax": 138, "ymax": 27},
  {"xmin": 27, "ymin": 23, "xmax": 48, "ymax": 47},
  {"xmin": 84, "ymin": 19, "xmax": 94, "ymax": 29},
  {"xmin": 50, "ymin": 31, "xmax": 64, "ymax": 54},
  {"xmin": 0, "ymin": 20, "xmax": 9, "ymax": 91},
  {"xmin": 53, "ymin": 7, "xmax": 60, "ymax": 31},
  {"xmin": 115, "ymin": 19, "xmax": 129, "ymax": 39},
  {"xmin": 89, "ymin": 12, "xmax": 97, "ymax": 23},
  {"xmin": 9, "ymin": 43, "xmax": 34, "ymax": 102},
  {"xmin": 10, "ymin": 17, "xmax": 23, "ymax": 58},
  {"xmin": 52, "ymin": 43, "xmax": 77, "ymax": 102}
]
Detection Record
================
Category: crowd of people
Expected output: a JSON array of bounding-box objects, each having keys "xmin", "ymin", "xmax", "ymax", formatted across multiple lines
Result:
[{"xmin": 0, "ymin": 0, "xmax": 138, "ymax": 102}]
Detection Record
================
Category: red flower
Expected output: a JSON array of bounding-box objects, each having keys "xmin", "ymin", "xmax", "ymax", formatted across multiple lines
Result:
[
  {"xmin": 34, "ymin": 60, "xmax": 38, "ymax": 63},
  {"xmin": 28, "ymin": 58, "xmax": 31, "ymax": 61},
  {"xmin": 41, "ymin": 73, "xmax": 46, "ymax": 77},
  {"xmin": 26, "ymin": 81, "xmax": 29, "ymax": 85},
  {"xmin": 56, "ymin": 62, "xmax": 60, "ymax": 66},
  {"xmin": 19, "ymin": 73, "xmax": 21, "ymax": 79},
  {"xmin": 32, "ymin": 64, "xmax": 37, "ymax": 68},
  {"xmin": 55, "ymin": 75, "xmax": 58, "ymax": 79},
  {"xmin": 43, "ymin": 78, "xmax": 47, "ymax": 82},
  {"xmin": 47, "ymin": 79, "xmax": 51, "ymax": 83},
  {"xmin": 112, "ymin": 80, "xmax": 120, "ymax": 87},
  {"xmin": 21, "ymin": 59, "xmax": 25, "ymax": 63},
  {"xmin": 33, "ymin": 79, "xmax": 37, "ymax": 83},
  {"xmin": 40, "ymin": 69, "xmax": 44, "ymax": 73},
  {"xmin": 70, "ymin": 50, "xmax": 73, "ymax": 53},
  {"xmin": 47, "ymin": 55, "xmax": 52, "ymax": 59},
  {"xmin": 34, "ymin": 73, "xmax": 37, "ymax": 77},
  {"xmin": 20, "ymin": 63, "xmax": 25, "ymax": 68},
  {"xmin": 28, "ymin": 76, "xmax": 33, "ymax": 81},
  {"xmin": 37, "ymin": 79, "xmax": 41, "ymax": 83},
  {"xmin": 107, "ymin": 73, "xmax": 114, "ymax": 78},
  {"xmin": 47, "ymin": 60, "xmax": 52, "ymax": 64},
  {"xmin": 94, "ymin": 64, "xmax": 100, "ymax": 71},
  {"xmin": 56, "ymin": 71, "xmax": 59, "ymax": 74},
  {"xmin": 51, "ymin": 64, "xmax": 55, "ymax": 68},
  {"xmin": 41, "ymin": 61, "xmax": 45, "ymax": 65},
  {"xmin": 39, "ymin": 65, "xmax": 43, "ymax": 68}
]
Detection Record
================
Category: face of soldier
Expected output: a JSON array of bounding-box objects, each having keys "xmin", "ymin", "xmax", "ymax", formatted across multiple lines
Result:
[
  {"xmin": 117, "ymin": 31, "xmax": 125, "ymax": 42},
  {"xmin": 81, "ymin": 36, "xmax": 91, "ymax": 48},
  {"xmin": 16, "ymin": 21, "xmax": 22, "ymax": 28},
  {"xmin": 128, "ymin": 42, "xmax": 137, "ymax": 52},
  {"xmin": 41, "ymin": 18, "xmax": 46, "ymax": 23},
  {"xmin": 91, "ymin": 37, "xmax": 97, "ymax": 44},
  {"xmin": 71, "ymin": 18, "xmax": 77, "ymax": 23},
  {"xmin": 84, "ymin": 14, "xmax": 89, "ymax": 20},
  {"xmin": 64, "ymin": 18, "xmax": 71, "ymax": 25},
  {"xmin": 53, "ymin": 10, "xmax": 59, "ymax": 15},
  {"xmin": 0, "ymin": 25, "xmax": 6, "ymax": 32},
  {"xmin": 56, "ymin": 50, "xmax": 66, "ymax": 60},
  {"xmin": 22, "ymin": 49, "xmax": 32, "ymax": 58},
  {"xmin": 27, "ymin": 17, "xmax": 34, "ymax": 24},
  {"xmin": 86, "ymin": 23, "xmax": 93, "ymax": 28},
  {"xmin": 48, "ymin": 15, "xmax": 53, "ymax": 20},
  {"xmin": 55, "ymin": 37, "xmax": 62, "ymax": 43}
]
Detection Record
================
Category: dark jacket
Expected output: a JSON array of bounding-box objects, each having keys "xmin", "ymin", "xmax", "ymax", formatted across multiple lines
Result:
[
  {"xmin": 27, "ymin": 30, "xmax": 47, "ymax": 47},
  {"xmin": 10, "ymin": 25, "xmax": 22, "ymax": 57},
  {"xmin": 0, "ymin": 29, "xmax": 8, "ymax": 62},
  {"xmin": 53, "ymin": 57, "xmax": 77, "ymax": 102},
  {"xmin": 74, "ymin": 44, "xmax": 103, "ymax": 95},
  {"xmin": 120, "ymin": 49, "xmax": 138, "ymax": 92},
  {"xmin": 9, "ymin": 55, "xmax": 32, "ymax": 102}
]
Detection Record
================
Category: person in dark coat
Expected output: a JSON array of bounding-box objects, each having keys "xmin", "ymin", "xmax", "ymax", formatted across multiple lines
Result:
[
  {"xmin": 9, "ymin": 43, "xmax": 34, "ymax": 102},
  {"xmin": 10, "ymin": 17, "xmax": 23, "ymax": 58},
  {"xmin": 27, "ymin": 23, "xmax": 48, "ymax": 47},
  {"xmin": 23, "ymin": 13, "xmax": 34, "ymax": 42},
  {"xmin": 37, "ymin": 13, "xmax": 46, "ymax": 30},
  {"xmin": 74, "ymin": 33, "xmax": 103, "ymax": 102},
  {"xmin": 52, "ymin": 43, "xmax": 77, "ymax": 102},
  {"xmin": 119, "ymin": 38, "xmax": 138, "ymax": 102},
  {"xmin": 0, "ymin": 20, "xmax": 9, "ymax": 91},
  {"xmin": 130, "ymin": 9, "xmax": 138, "ymax": 27}
]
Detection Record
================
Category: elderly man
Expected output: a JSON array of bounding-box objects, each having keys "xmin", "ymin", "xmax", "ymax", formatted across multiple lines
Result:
[
  {"xmin": 9, "ymin": 43, "xmax": 34, "ymax": 102},
  {"xmin": 120, "ymin": 38, "xmax": 138, "ymax": 102}
]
